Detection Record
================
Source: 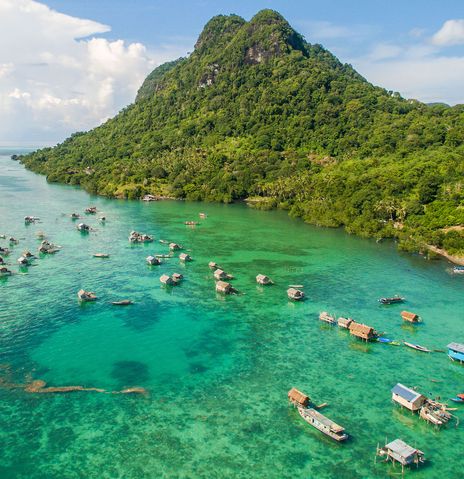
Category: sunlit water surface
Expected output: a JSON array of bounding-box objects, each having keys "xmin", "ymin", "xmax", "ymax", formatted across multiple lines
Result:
[{"xmin": 0, "ymin": 151, "xmax": 463, "ymax": 478}]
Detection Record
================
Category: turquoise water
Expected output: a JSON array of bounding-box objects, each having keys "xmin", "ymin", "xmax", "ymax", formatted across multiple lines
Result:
[{"xmin": 0, "ymin": 151, "xmax": 463, "ymax": 478}]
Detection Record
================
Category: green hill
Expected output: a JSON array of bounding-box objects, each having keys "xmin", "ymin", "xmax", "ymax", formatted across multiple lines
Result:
[{"xmin": 19, "ymin": 9, "xmax": 464, "ymax": 256}]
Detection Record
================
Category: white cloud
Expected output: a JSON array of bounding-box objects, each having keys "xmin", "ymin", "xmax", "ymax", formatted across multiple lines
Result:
[
  {"xmin": 432, "ymin": 19, "xmax": 464, "ymax": 46},
  {"xmin": 0, "ymin": 0, "xmax": 188, "ymax": 145},
  {"xmin": 355, "ymin": 56, "xmax": 464, "ymax": 104},
  {"xmin": 299, "ymin": 20, "xmax": 374, "ymax": 41}
]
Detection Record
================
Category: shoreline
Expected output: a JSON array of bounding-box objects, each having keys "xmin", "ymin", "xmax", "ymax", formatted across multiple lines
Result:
[{"xmin": 427, "ymin": 245, "xmax": 464, "ymax": 266}]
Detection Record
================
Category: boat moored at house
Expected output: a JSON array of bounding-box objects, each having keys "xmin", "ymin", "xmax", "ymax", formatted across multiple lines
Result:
[{"xmin": 447, "ymin": 342, "xmax": 464, "ymax": 363}]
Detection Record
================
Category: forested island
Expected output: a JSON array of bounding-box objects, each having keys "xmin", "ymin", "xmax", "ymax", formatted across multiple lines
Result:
[{"xmin": 19, "ymin": 10, "xmax": 464, "ymax": 257}]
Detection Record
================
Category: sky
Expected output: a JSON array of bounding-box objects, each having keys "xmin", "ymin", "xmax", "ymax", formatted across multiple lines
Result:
[{"xmin": 1, "ymin": 0, "xmax": 464, "ymax": 146}]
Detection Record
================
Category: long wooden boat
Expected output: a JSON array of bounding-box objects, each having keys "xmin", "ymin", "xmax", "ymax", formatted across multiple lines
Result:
[
  {"xmin": 403, "ymin": 341, "xmax": 431, "ymax": 353},
  {"xmin": 112, "ymin": 300, "xmax": 133, "ymax": 306},
  {"xmin": 319, "ymin": 311, "xmax": 336, "ymax": 325},
  {"xmin": 297, "ymin": 406, "xmax": 348, "ymax": 442},
  {"xmin": 379, "ymin": 296, "xmax": 405, "ymax": 305}
]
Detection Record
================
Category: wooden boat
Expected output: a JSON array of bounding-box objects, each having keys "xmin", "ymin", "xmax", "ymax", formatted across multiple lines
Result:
[
  {"xmin": 77, "ymin": 289, "xmax": 97, "ymax": 301},
  {"xmin": 297, "ymin": 406, "xmax": 348, "ymax": 442},
  {"xmin": 199, "ymin": 213, "xmax": 207, "ymax": 218},
  {"xmin": 419, "ymin": 401, "xmax": 452, "ymax": 426},
  {"xmin": 70, "ymin": 213, "xmax": 80, "ymax": 219},
  {"xmin": 142, "ymin": 194, "xmax": 158, "ymax": 202},
  {"xmin": 93, "ymin": 253, "xmax": 109, "ymax": 258},
  {"xmin": 379, "ymin": 296, "xmax": 404, "ymax": 304},
  {"xmin": 24, "ymin": 216, "xmax": 39, "ymax": 224},
  {"xmin": 403, "ymin": 341, "xmax": 431, "ymax": 353},
  {"xmin": 85, "ymin": 206, "xmax": 97, "ymax": 214},
  {"xmin": 319, "ymin": 311, "xmax": 336, "ymax": 325},
  {"xmin": 453, "ymin": 266, "xmax": 464, "ymax": 274},
  {"xmin": 287, "ymin": 288, "xmax": 304, "ymax": 301},
  {"xmin": 184, "ymin": 221, "xmax": 199, "ymax": 225},
  {"xmin": 112, "ymin": 300, "xmax": 133, "ymax": 306}
]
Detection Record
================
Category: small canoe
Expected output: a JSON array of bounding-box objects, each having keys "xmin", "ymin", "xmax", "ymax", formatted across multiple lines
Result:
[
  {"xmin": 377, "ymin": 337, "xmax": 401, "ymax": 345},
  {"xmin": 450, "ymin": 397, "xmax": 464, "ymax": 403},
  {"xmin": 289, "ymin": 284, "xmax": 304, "ymax": 288},
  {"xmin": 112, "ymin": 300, "xmax": 133, "ymax": 306},
  {"xmin": 93, "ymin": 253, "xmax": 109, "ymax": 258},
  {"xmin": 403, "ymin": 341, "xmax": 431, "ymax": 353}
]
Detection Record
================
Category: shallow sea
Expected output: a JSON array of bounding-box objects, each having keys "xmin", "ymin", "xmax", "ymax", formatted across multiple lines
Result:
[{"xmin": 0, "ymin": 151, "xmax": 463, "ymax": 478}]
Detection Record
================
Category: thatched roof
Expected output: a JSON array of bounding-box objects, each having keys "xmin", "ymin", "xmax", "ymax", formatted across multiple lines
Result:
[
  {"xmin": 288, "ymin": 387, "xmax": 309, "ymax": 407},
  {"xmin": 401, "ymin": 311, "xmax": 419, "ymax": 322},
  {"xmin": 349, "ymin": 322, "xmax": 376, "ymax": 338},
  {"xmin": 216, "ymin": 281, "xmax": 232, "ymax": 293}
]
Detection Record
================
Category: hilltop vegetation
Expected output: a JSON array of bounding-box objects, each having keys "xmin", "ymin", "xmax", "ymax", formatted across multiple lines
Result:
[{"xmin": 19, "ymin": 10, "xmax": 464, "ymax": 255}]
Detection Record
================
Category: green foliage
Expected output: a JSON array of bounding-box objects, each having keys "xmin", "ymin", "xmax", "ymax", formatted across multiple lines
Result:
[{"xmin": 19, "ymin": 10, "xmax": 464, "ymax": 255}]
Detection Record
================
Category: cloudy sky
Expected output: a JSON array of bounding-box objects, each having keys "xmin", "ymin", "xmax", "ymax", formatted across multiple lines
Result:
[{"xmin": 1, "ymin": 0, "xmax": 463, "ymax": 146}]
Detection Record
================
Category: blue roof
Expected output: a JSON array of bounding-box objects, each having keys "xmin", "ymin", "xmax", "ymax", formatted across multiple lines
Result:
[
  {"xmin": 448, "ymin": 343, "xmax": 464, "ymax": 354},
  {"xmin": 391, "ymin": 383, "xmax": 421, "ymax": 402}
]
